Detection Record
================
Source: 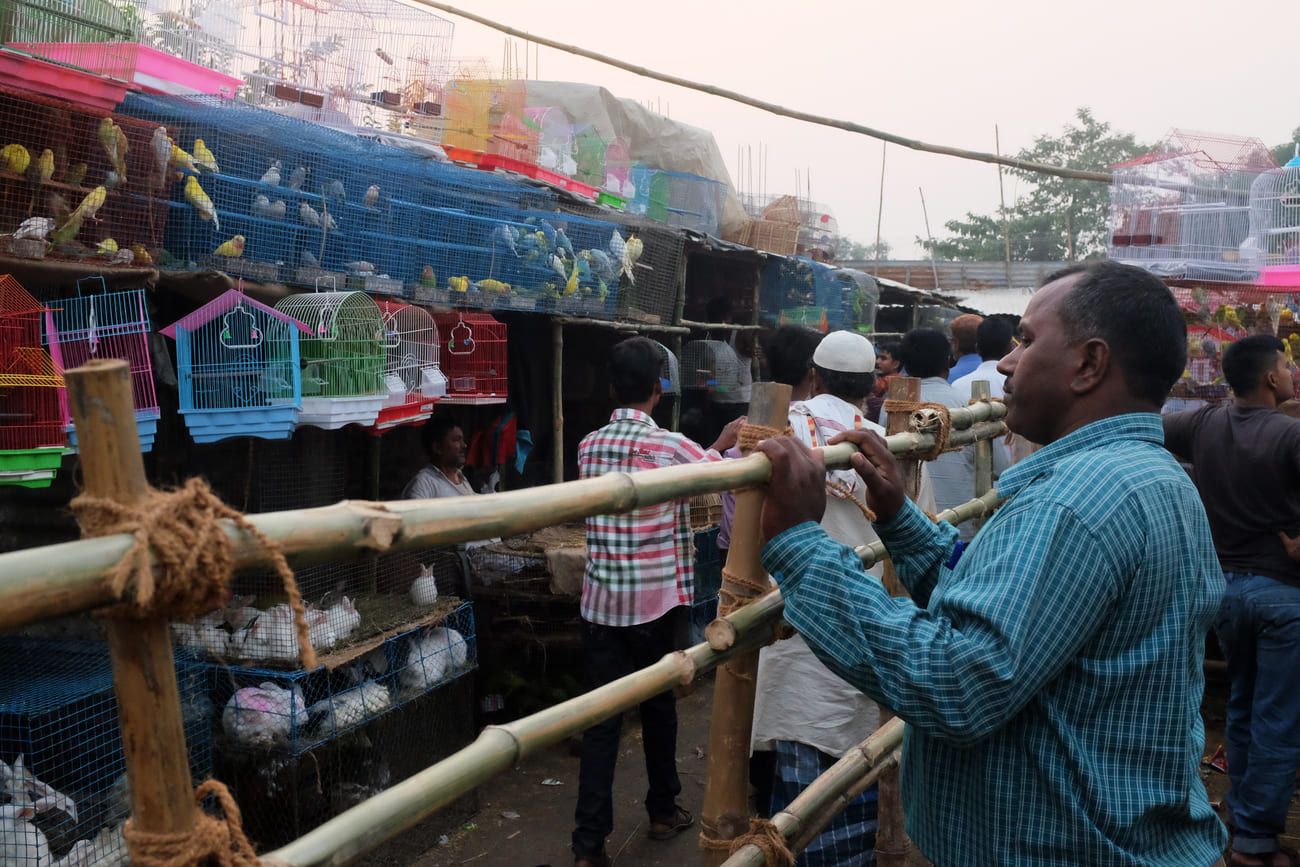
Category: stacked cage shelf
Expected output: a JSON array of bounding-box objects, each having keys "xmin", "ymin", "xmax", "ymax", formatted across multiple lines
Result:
[{"xmin": 0, "ymin": 275, "xmax": 65, "ymax": 487}]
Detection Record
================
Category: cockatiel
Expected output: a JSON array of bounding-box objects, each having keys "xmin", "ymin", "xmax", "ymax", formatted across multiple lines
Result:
[
  {"xmin": 1, "ymin": 143, "xmax": 30, "ymax": 175},
  {"xmin": 47, "ymin": 185, "xmax": 107, "ymax": 247},
  {"xmin": 97, "ymin": 117, "xmax": 128, "ymax": 185},
  {"xmin": 622, "ymin": 234, "xmax": 643, "ymax": 284},
  {"xmin": 184, "ymin": 176, "xmax": 219, "ymax": 231},
  {"xmin": 192, "ymin": 138, "xmax": 218, "ymax": 173},
  {"xmin": 28, "ymin": 149, "xmax": 53, "ymax": 185},
  {"xmin": 363, "ymin": 184, "xmax": 380, "ymax": 208},
  {"xmin": 214, "ymin": 235, "xmax": 245, "ymax": 258}
]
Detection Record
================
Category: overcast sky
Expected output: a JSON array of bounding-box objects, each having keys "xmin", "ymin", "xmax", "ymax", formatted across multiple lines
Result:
[{"xmin": 432, "ymin": 0, "xmax": 1296, "ymax": 257}]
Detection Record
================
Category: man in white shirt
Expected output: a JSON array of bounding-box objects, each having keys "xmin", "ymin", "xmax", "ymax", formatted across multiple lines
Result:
[
  {"xmin": 403, "ymin": 417, "xmax": 475, "ymax": 499},
  {"xmin": 753, "ymin": 330, "xmax": 937, "ymax": 866},
  {"xmin": 952, "ymin": 317, "xmax": 1014, "ymax": 488}
]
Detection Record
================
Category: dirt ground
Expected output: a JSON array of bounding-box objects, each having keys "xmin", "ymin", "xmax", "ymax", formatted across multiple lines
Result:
[{"xmin": 359, "ymin": 668, "xmax": 1300, "ymax": 867}]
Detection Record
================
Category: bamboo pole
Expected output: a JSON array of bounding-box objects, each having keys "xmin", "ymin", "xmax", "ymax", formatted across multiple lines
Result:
[
  {"xmin": 721, "ymin": 720, "xmax": 905, "ymax": 867},
  {"xmin": 553, "ymin": 316, "xmax": 691, "ymax": 335},
  {"xmin": 552, "ymin": 320, "xmax": 563, "ymax": 485},
  {"xmin": 971, "ymin": 381, "xmax": 994, "ymax": 533},
  {"xmin": 63, "ymin": 360, "xmax": 198, "ymax": 841},
  {"xmin": 268, "ymin": 595, "xmax": 787, "ymax": 867},
  {"xmin": 701, "ymin": 382, "xmax": 791, "ymax": 865},
  {"xmin": 398, "ymin": 0, "xmax": 1111, "ymax": 184},
  {"xmin": 0, "ymin": 410, "xmax": 1006, "ymax": 632}
]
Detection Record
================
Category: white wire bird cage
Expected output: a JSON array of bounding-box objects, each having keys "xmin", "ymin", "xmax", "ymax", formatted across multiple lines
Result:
[
  {"xmin": 135, "ymin": 0, "xmax": 243, "ymax": 77},
  {"xmin": 1248, "ymin": 148, "xmax": 1300, "ymax": 268},
  {"xmin": 680, "ymin": 339, "xmax": 742, "ymax": 397},
  {"xmin": 373, "ymin": 300, "xmax": 444, "ymax": 430},
  {"xmin": 1109, "ymin": 130, "xmax": 1276, "ymax": 282},
  {"xmin": 653, "ymin": 340, "xmax": 679, "ymax": 395}
]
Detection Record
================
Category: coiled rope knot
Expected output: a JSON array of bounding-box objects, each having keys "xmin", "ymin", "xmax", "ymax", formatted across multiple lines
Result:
[
  {"xmin": 737, "ymin": 422, "xmax": 790, "ymax": 454},
  {"xmin": 70, "ymin": 477, "xmax": 317, "ymax": 670},
  {"xmin": 882, "ymin": 399, "xmax": 954, "ymax": 461},
  {"xmin": 727, "ymin": 817, "xmax": 797, "ymax": 866},
  {"xmin": 123, "ymin": 779, "xmax": 262, "ymax": 867}
]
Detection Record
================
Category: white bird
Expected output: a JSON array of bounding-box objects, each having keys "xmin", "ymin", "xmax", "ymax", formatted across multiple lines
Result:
[
  {"xmin": 550, "ymin": 254, "xmax": 567, "ymax": 280},
  {"xmin": 410, "ymin": 563, "xmax": 439, "ymax": 605},
  {"xmin": 308, "ymin": 679, "xmax": 391, "ymax": 735},
  {"xmin": 13, "ymin": 217, "xmax": 54, "ymax": 242},
  {"xmin": 221, "ymin": 682, "xmax": 305, "ymax": 747},
  {"xmin": 269, "ymin": 199, "xmax": 286, "ymax": 220},
  {"xmin": 364, "ymin": 184, "xmax": 380, "ymax": 208},
  {"xmin": 286, "ymin": 165, "xmax": 307, "ymax": 190},
  {"xmin": 608, "ymin": 229, "xmax": 627, "ymax": 263},
  {"xmin": 251, "ymin": 194, "xmax": 272, "ymax": 217},
  {"xmin": 299, "ymin": 202, "xmax": 321, "ymax": 227},
  {"xmin": 260, "ymin": 161, "xmax": 282, "ymax": 186},
  {"xmin": 399, "ymin": 632, "xmax": 448, "ymax": 692}
]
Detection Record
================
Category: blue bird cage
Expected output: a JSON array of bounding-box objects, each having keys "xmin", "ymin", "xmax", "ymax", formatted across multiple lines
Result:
[
  {"xmin": 45, "ymin": 278, "xmax": 160, "ymax": 453},
  {"xmin": 273, "ymin": 291, "xmax": 387, "ymax": 430},
  {"xmin": 160, "ymin": 287, "xmax": 312, "ymax": 443},
  {"xmin": 760, "ymin": 257, "xmax": 880, "ymax": 334},
  {"xmin": 627, "ymin": 167, "xmax": 725, "ymax": 236}
]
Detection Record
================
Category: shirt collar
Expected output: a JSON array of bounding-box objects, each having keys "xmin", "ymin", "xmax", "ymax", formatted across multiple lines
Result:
[
  {"xmin": 995, "ymin": 413, "xmax": 1165, "ymax": 499},
  {"xmin": 610, "ymin": 407, "xmax": 659, "ymax": 428},
  {"xmin": 920, "ymin": 376, "xmax": 950, "ymax": 387}
]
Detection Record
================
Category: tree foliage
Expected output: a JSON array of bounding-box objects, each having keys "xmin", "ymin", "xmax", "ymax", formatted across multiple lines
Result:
[
  {"xmin": 834, "ymin": 236, "xmax": 891, "ymax": 262},
  {"xmin": 1272, "ymin": 127, "xmax": 1300, "ymax": 167},
  {"xmin": 921, "ymin": 109, "xmax": 1147, "ymax": 262}
]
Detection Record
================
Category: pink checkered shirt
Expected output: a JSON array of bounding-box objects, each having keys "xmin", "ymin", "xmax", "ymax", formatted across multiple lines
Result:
[{"xmin": 578, "ymin": 409, "xmax": 723, "ymax": 626}]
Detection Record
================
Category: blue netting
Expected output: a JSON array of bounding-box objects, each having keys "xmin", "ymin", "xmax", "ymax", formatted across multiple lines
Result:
[
  {"xmin": 627, "ymin": 167, "xmax": 725, "ymax": 235},
  {"xmin": 0, "ymin": 639, "xmax": 211, "ymax": 866},
  {"xmin": 760, "ymin": 258, "xmax": 880, "ymax": 334},
  {"xmin": 689, "ymin": 527, "xmax": 722, "ymax": 645},
  {"xmin": 211, "ymin": 601, "xmax": 476, "ymax": 757}
]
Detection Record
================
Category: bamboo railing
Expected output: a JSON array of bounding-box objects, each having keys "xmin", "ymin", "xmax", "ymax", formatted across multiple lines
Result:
[{"xmin": 0, "ymin": 362, "xmax": 1009, "ymax": 867}]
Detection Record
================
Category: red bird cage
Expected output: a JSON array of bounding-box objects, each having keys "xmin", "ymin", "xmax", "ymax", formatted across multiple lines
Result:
[
  {"xmin": 0, "ymin": 275, "xmax": 67, "ymax": 486},
  {"xmin": 432, "ymin": 311, "xmax": 507, "ymax": 405}
]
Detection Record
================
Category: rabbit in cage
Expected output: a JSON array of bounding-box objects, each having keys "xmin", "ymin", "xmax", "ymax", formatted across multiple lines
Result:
[
  {"xmin": 307, "ymin": 679, "xmax": 392, "ymax": 736},
  {"xmin": 221, "ymin": 682, "xmax": 306, "ymax": 747},
  {"xmin": 0, "ymin": 803, "xmax": 51, "ymax": 867},
  {"xmin": 398, "ymin": 631, "xmax": 448, "ymax": 692},
  {"xmin": 409, "ymin": 563, "xmax": 439, "ymax": 606}
]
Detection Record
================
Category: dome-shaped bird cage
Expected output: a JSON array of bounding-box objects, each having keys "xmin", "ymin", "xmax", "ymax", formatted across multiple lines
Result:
[
  {"xmin": 653, "ymin": 340, "xmax": 680, "ymax": 394},
  {"xmin": 1248, "ymin": 148, "xmax": 1300, "ymax": 267},
  {"xmin": 681, "ymin": 339, "xmax": 743, "ymax": 397},
  {"xmin": 274, "ymin": 291, "xmax": 387, "ymax": 430},
  {"xmin": 372, "ymin": 301, "xmax": 445, "ymax": 431}
]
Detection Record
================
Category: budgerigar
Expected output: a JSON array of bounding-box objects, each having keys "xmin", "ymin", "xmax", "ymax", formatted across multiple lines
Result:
[
  {"xmin": 214, "ymin": 235, "xmax": 245, "ymax": 258},
  {"xmin": 364, "ymin": 184, "xmax": 380, "ymax": 208},
  {"xmin": 583, "ymin": 248, "xmax": 616, "ymax": 283},
  {"xmin": 97, "ymin": 117, "xmax": 128, "ymax": 185},
  {"xmin": 492, "ymin": 224, "xmax": 518, "ymax": 255},
  {"xmin": 565, "ymin": 257, "xmax": 580, "ymax": 296},
  {"xmin": 555, "ymin": 227, "xmax": 574, "ymax": 257},
  {"xmin": 170, "ymin": 143, "xmax": 198, "ymax": 177},
  {"xmin": 130, "ymin": 244, "xmax": 153, "ymax": 266},
  {"xmin": 29, "ymin": 149, "xmax": 53, "ymax": 185},
  {"xmin": 1, "ymin": 143, "xmax": 30, "ymax": 175},
  {"xmin": 550, "ymin": 253, "xmax": 567, "ymax": 280},
  {"xmin": 193, "ymin": 138, "xmax": 218, "ymax": 173},
  {"xmin": 150, "ymin": 127, "xmax": 171, "ymax": 181},
  {"xmin": 184, "ymin": 176, "xmax": 219, "ymax": 231},
  {"xmin": 13, "ymin": 217, "xmax": 53, "ymax": 242},
  {"xmin": 47, "ymin": 185, "xmax": 107, "ymax": 247},
  {"xmin": 260, "ymin": 160, "xmax": 281, "ymax": 186},
  {"xmin": 96, "ymin": 238, "xmax": 118, "ymax": 255},
  {"xmin": 622, "ymin": 234, "xmax": 643, "ymax": 285},
  {"xmin": 65, "ymin": 162, "xmax": 87, "ymax": 187}
]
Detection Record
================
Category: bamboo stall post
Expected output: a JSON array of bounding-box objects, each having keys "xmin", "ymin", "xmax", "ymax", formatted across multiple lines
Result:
[
  {"xmin": 552, "ymin": 319, "xmax": 564, "ymax": 485},
  {"xmin": 670, "ymin": 247, "xmax": 688, "ymax": 432},
  {"xmin": 700, "ymin": 381, "xmax": 791, "ymax": 864},
  {"xmin": 64, "ymin": 359, "xmax": 198, "ymax": 839},
  {"xmin": 970, "ymin": 380, "xmax": 993, "ymax": 533},
  {"xmin": 876, "ymin": 374, "xmax": 922, "ymax": 867}
]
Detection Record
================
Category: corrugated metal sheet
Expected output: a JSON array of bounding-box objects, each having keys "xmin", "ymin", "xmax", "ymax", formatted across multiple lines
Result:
[
  {"xmin": 950, "ymin": 287, "xmax": 1037, "ymax": 317},
  {"xmin": 840, "ymin": 260, "xmax": 1068, "ymax": 292}
]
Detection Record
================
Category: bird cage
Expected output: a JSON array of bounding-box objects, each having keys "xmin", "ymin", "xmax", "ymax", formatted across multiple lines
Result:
[
  {"xmin": 372, "ymin": 300, "xmax": 444, "ymax": 431},
  {"xmin": 688, "ymin": 493, "xmax": 722, "ymax": 531},
  {"xmin": 431, "ymin": 312, "xmax": 507, "ymax": 404},
  {"xmin": 527, "ymin": 106, "xmax": 576, "ymax": 177},
  {"xmin": 1109, "ymin": 129, "xmax": 1275, "ymax": 281},
  {"xmin": 653, "ymin": 340, "xmax": 680, "ymax": 394},
  {"xmin": 681, "ymin": 339, "xmax": 743, "ymax": 396},
  {"xmin": 1248, "ymin": 148, "xmax": 1300, "ymax": 267},
  {"xmin": 45, "ymin": 277, "xmax": 160, "ymax": 453},
  {"xmin": 0, "ymin": 0, "xmax": 139, "ymax": 99},
  {"xmin": 628, "ymin": 168, "xmax": 725, "ymax": 236},
  {"xmin": 0, "ymin": 275, "xmax": 66, "ymax": 487},
  {"xmin": 273, "ymin": 290, "xmax": 387, "ymax": 429},
  {"xmin": 604, "ymin": 138, "xmax": 633, "ymax": 198},
  {"xmin": 573, "ymin": 124, "xmax": 607, "ymax": 188},
  {"xmin": 160, "ymin": 287, "xmax": 311, "ymax": 443}
]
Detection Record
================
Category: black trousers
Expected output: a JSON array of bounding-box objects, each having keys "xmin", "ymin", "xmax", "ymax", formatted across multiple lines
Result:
[{"xmin": 572, "ymin": 606, "xmax": 685, "ymax": 857}]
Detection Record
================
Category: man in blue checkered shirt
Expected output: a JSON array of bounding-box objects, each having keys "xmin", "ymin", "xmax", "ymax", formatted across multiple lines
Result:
[{"xmin": 756, "ymin": 261, "xmax": 1228, "ymax": 866}]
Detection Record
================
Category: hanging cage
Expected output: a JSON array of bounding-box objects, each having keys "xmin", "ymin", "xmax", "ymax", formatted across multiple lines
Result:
[
  {"xmin": 653, "ymin": 340, "xmax": 680, "ymax": 395},
  {"xmin": 0, "ymin": 274, "xmax": 66, "ymax": 487},
  {"xmin": 680, "ymin": 339, "xmax": 743, "ymax": 396},
  {"xmin": 1248, "ymin": 148, "xmax": 1300, "ymax": 268},
  {"xmin": 160, "ymin": 287, "xmax": 311, "ymax": 443},
  {"xmin": 372, "ymin": 300, "xmax": 445, "ymax": 431},
  {"xmin": 431, "ymin": 311, "xmax": 507, "ymax": 404},
  {"xmin": 46, "ymin": 277, "xmax": 159, "ymax": 452},
  {"xmin": 273, "ymin": 290, "xmax": 387, "ymax": 430}
]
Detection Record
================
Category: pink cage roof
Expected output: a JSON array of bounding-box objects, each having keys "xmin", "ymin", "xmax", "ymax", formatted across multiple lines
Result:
[{"xmin": 160, "ymin": 289, "xmax": 314, "ymax": 338}]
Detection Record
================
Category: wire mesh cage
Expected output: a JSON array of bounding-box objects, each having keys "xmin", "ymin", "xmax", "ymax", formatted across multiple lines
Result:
[
  {"xmin": 273, "ymin": 290, "xmax": 386, "ymax": 430},
  {"xmin": 45, "ymin": 276, "xmax": 159, "ymax": 453},
  {"xmin": 761, "ymin": 258, "xmax": 879, "ymax": 334},
  {"xmin": 372, "ymin": 300, "xmax": 443, "ymax": 431},
  {"xmin": 133, "ymin": 0, "xmax": 243, "ymax": 79},
  {"xmin": 160, "ymin": 287, "xmax": 310, "ymax": 443},
  {"xmin": 0, "ymin": 86, "xmax": 172, "ymax": 266},
  {"xmin": 467, "ymin": 524, "xmax": 587, "ymax": 597},
  {"xmin": 653, "ymin": 339, "xmax": 680, "ymax": 395},
  {"xmin": 1109, "ymin": 130, "xmax": 1276, "ymax": 282},
  {"xmin": 628, "ymin": 167, "xmax": 725, "ymax": 235},
  {"xmin": 0, "ymin": 637, "xmax": 212, "ymax": 867},
  {"xmin": 441, "ymin": 77, "xmax": 531, "ymax": 158},
  {"xmin": 1248, "ymin": 149, "xmax": 1300, "ymax": 268},
  {"xmin": 0, "ymin": 275, "xmax": 66, "ymax": 487},
  {"xmin": 0, "ymin": 0, "xmax": 139, "ymax": 86},
  {"xmin": 432, "ymin": 311, "xmax": 507, "ymax": 404},
  {"xmin": 742, "ymin": 194, "xmax": 839, "ymax": 260},
  {"xmin": 681, "ymin": 339, "xmax": 743, "ymax": 397},
  {"xmin": 688, "ymin": 526, "xmax": 722, "ymax": 645}
]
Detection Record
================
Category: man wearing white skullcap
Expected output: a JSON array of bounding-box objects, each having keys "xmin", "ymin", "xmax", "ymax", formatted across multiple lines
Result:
[{"xmin": 751, "ymin": 330, "xmax": 937, "ymax": 866}]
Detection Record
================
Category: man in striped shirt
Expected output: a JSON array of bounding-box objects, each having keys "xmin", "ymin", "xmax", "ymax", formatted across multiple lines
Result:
[
  {"xmin": 757, "ymin": 262, "xmax": 1227, "ymax": 865},
  {"xmin": 572, "ymin": 336, "xmax": 743, "ymax": 867}
]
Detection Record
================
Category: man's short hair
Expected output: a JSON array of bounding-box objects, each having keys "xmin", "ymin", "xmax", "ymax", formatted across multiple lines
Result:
[
  {"xmin": 421, "ymin": 415, "xmax": 460, "ymax": 458},
  {"xmin": 876, "ymin": 339, "xmax": 901, "ymax": 361},
  {"xmin": 610, "ymin": 336, "xmax": 663, "ymax": 404},
  {"xmin": 764, "ymin": 325, "xmax": 822, "ymax": 387},
  {"xmin": 900, "ymin": 328, "xmax": 952, "ymax": 379},
  {"xmin": 950, "ymin": 314, "xmax": 984, "ymax": 354},
  {"xmin": 1045, "ymin": 261, "xmax": 1187, "ymax": 407},
  {"xmin": 976, "ymin": 317, "xmax": 1015, "ymax": 361},
  {"xmin": 1223, "ymin": 334, "xmax": 1286, "ymax": 396},
  {"xmin": 814, "ymin": 366, "xmax": 876, "ymax": 401}
]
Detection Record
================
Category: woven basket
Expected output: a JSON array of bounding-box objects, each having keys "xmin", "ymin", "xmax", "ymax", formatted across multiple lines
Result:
[{"xmin": 689, "ymin": 493, "xmax": 723, "ymax": 531}]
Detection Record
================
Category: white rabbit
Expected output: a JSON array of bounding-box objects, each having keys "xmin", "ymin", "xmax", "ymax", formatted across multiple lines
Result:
[
  {"xmin": 409, "ymin": 564, "xmax": 439, "ymax": 606},
  {"xmin": 308, "ymin": 679, "xmax": 391, "ymax": 735},
  {"xmin": 221, "ymin": 682, "xmax": 305, "ymax": 747},
  {"xmin": 61, "ymin": 823, "xmax": 126, "ymax": 867},
  {"xmin": 398, "ymin": 632, "xmax": 448, "ymax": 692},
  {"xmin": 428, "ymin": 627, "xmax": 469, "ymax": 671},
  {"xmin": 0, "ymin": 803, "xmax": 51, "ymax": 866},
  {"xmin": 1, "ymin": 754, "xmax": 77, "ymax": 821},
  {"xmin": 326, "ymin": 597, "xmax": 361, "ymax": 640}
]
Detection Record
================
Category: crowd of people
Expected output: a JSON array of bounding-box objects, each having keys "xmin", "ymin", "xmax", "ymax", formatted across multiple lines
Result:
[{"xmin": 403, "ymin": 260, "xmax": 1300, "ymax": 867}]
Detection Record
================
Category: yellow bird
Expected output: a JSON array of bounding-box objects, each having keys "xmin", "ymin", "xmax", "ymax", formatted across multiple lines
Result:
[
  {"xmin": 183, "ymin": 176, "xmax": 219, "ymax": 231},
  {"xmin": 213, "ymin": 235, "xmax": 245, "ymax": 258},
  {"xmin": 1, "ymin": 143, "xmax": 30, "ymax": 175},
  {"xmin": 29, "ymin": 149, "xmax": 54, "ymax": 185},
  {"xmin": 97, "ymin": 117, "xmax": 128, "ymax": 184},
  {"xmin": 130, "ymin": 244, "xmax": 153, "ymax": 265},
  {"xmin": 170, "ymin": 143, "xmax": 198, "ymax": 177},
  {"xmin": 192, "ymin": 138, "xmax": 218, "ymax": 173},
  {"xmin": 48, "ymin": 186, "xmax": 107, "ymax": 247},
  {"xmin": 475, "ymin": 278, "xmax": 510, "ymax": 295},
  {"xmin": 96, "ymin": 238, "xmax": 118, "ymax": 255},
  {"xmin": 564, "ymin": 258, "xmax": 580, "ymax": 296},
  {"xmin": 448, "ymin": 276, "xmax": 469, "ymax": 293},
  {"xmin": 65, "ymin": 162, "xmax": 87, "ymax": 187}
]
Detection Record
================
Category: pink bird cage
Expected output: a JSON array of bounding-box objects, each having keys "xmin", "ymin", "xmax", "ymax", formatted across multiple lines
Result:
[{"xmin": 0, "ymin": 274, "xmax": 67, "ymax": 487}]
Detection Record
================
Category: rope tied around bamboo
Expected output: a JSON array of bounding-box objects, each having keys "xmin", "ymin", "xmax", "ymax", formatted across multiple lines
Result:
[
  {"xmin": 698, "ymin": 816, "xmax": 796, "ymax": 866},
  {"xmin": 70, "ymin": 477, "xmax": 319, "ymax": 671},
  {"xmin": 882, "ymin": 399, "xmax": 954, "ymax": 461},
  {"xmin": 122, "ymin": 779, "xmax": 263, "ymax": 867}
]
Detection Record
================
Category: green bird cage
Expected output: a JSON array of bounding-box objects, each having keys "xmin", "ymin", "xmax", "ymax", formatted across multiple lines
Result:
[{"xmin": 274, "ymin": 290, "xmax": 387, "ymax": 430}]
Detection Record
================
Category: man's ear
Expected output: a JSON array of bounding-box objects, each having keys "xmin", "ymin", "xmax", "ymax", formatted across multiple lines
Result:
[{"xmin": 1069, "ymin": 337, "xmax": 1111, "ymax": 396}]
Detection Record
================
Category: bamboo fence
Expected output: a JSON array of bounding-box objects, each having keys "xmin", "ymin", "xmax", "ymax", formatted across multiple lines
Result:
[{"xmin": 0, "ymin": 362, "xmax": 1009, "ymax": 867}]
